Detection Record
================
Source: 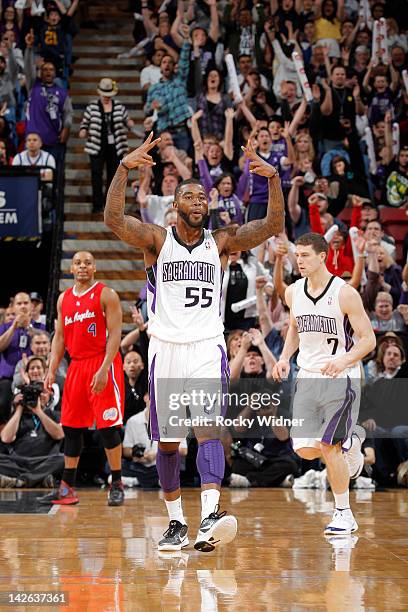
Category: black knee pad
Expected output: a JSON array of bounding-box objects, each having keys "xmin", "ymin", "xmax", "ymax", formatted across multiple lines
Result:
[
  {"xmin": 62, "ymin": 426, "xmax": 85, "ymax": 457},
  {"xmin": 99, "ymin": 427, "xmax": 122, "ymax": 450}
]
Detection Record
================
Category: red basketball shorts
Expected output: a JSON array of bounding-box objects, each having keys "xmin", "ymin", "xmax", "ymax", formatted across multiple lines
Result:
[{"xmin": 61, "ymin": 352, "xmax": 124, "ymax": 429}]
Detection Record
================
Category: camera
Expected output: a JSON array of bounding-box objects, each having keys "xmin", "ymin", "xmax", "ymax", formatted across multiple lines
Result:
[
  {"xmin": 132, "ymin": 444, "xmax": 146, "ymax": 459},
  {"xmin": 20, "ymin": 381, "xmax": 44, "ymax": 409},
  {"xmin": 231, "ymin": 441, "xmax": 266, "ymax": 469}
]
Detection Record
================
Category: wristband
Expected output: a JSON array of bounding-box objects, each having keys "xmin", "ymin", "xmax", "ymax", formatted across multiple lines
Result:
[{"xmin": 120, "ymin": 159, "xmax": 130, "ymax": 171}]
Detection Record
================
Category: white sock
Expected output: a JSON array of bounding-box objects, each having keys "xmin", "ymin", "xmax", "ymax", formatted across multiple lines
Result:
[
  {"xmin": 334, "ymin": 490, "xmax": 350, "ymax": 510},
  {"xmin": 165, "ymin": 497, "xmax": 185, "ymax": 524},
  {"xmin": 201, "ymin": 489, "xmax": 220, "ymax": 521}
]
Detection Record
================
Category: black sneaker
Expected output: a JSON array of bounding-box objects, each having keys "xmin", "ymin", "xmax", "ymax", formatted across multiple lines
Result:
[
  {"xmin": 194, "ymin": 505, "xmax": 237, "ymax": 553},
  {"xmin": 158, "ymin": 520, "xmax": 189, "ymax": 551},
  {"xmin": 108, "ymin": 481, "xmax": 125, "ymax": 506}
]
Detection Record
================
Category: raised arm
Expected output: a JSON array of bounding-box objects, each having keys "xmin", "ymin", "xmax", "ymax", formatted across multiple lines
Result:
[
  {"xmin": 167, "ymin": 146, "xmax": 192, "ymax": 180},
  {"xmin": 289, "ymin": 98, "xmax": 307, "ymax": 137},
  {"xmin": 273, "ymin": 244, "xmax": 289, "ymax": 302},
  {"xmin": 216, "ymin": 140, "xmax": 285, "ymax": 253},
  {"xmin": 143, "ymin": 4, "xmax": 159, "ymax": 37},
  {"xmin": 272, "ymin": 285, "xmax": 299, "ymax": 381},
  {"xmin": 223, "ymin": 107, "xmax": 235, "ymax": 161},
  {"xmin": 207, "ymin": 0, "xmax": 220, "ymax": 43},
  {"xmin": 104, "ymin": 133, "xmax": 166, "ymax": 256},
  {"xmin": 320, "ymin": 80, "xmax": 333, "ymax": 116},
  {"xmin": 256, "ymin": 276, "xmax": 273, "ymax": 337},
  {"xmin": 236, "ymin": 99, "xmax": 257, "ymax": 129},
  {"xmin": 362, "ymin": 62, "xmax": 374, "ymax": 94},
  {"xmin": 287, "ymin": 176, "xmax": 303, "ymax": 225},
  {"xmin": 190, "ymin": 109, "xmax": 204, "ymax": 151},
  {"xmin": 170, "ymin": 11, "xmax": 184, "ymax": 48},
  {"xmin": 337, "ymin": 0, "xmax": 345, "ymax": 22},
  {"xmin": 23, "ymin": 31, "xmax": 37, "ymax": 93}
]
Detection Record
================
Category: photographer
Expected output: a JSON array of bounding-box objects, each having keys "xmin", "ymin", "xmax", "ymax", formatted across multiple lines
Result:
[
  {"xmin": 228, "ymin": 392, "xmax": 299, "ymax": 488},
  {"xmin": 0, "ymin": 292, "xmax": 46, "ymax": 423},
  {"xmin": 0, "ymin": 356, "xmax": 64, "ymax": 488}
]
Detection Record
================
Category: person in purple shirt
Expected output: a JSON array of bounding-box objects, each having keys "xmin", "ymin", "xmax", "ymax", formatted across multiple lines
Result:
[
  {"xmin": 198, "ymin": 163, "xmax": 245, "ymax": 227},
  {"xmin": 0, "ymin": 292, "xmax": 45, "ymax": 422},
  {"xmin": 238, "ymin": 125, "xmax": 293, "ymax": 221},
  {"xmin": 363, "ymin": 69, "xmax": 399, "ymax": 126},
  {"xmin": 23, "ymin": 30, "xmax": 73, "ymax": 168}
]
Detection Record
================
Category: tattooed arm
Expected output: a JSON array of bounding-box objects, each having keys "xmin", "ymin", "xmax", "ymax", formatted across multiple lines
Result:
[
  {"xmin": 104, "ymin": 133, "xmax": 166, "ymax": 261},
  {"xmin": 214, "ymin": 140, "xmax": 285, "ymax": 254}
]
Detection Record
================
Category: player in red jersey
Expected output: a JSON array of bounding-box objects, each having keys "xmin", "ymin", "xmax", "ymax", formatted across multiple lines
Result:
[{"xmin": 39, "ymin": 251, "xmax": 125, "ymax": 506}]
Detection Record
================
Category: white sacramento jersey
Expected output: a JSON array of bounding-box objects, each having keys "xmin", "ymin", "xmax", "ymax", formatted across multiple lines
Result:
[
  {"xmin": 292, "ymin": 275, "xmax": 357, "ymax": 371},
  {"xmin": 146, "ymin": 226, "xmax": 224, "ymax": 343}
]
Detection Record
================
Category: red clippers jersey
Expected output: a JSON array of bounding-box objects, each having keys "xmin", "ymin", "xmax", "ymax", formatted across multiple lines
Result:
[{"xmin": 61, "ymin": 282, "xmax": 108, "ymax": 359}]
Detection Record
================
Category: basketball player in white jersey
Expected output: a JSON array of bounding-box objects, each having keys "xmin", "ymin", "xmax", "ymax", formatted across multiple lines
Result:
[
  {"xmin": 273, "ymin": 233, "xmax": 376, "ymax": 535},
  {"xmin": 105, "ymin": 134, "xmax": 285, "ymax": 551}
]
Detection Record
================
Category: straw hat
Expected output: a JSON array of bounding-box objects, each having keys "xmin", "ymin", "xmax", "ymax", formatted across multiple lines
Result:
[{"xmin": 97, "ymin": 78, "xmax": 118, "ymax": 97}]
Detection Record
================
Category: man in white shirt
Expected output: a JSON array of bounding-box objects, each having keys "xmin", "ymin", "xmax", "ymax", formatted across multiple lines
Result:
[
  {"xmin": 12, "ymin": 132, "xmax": 56, "ymax": 181},
  {"xmin": 140, "ymin": 49, "xmax": 165, "ymax": 92}
]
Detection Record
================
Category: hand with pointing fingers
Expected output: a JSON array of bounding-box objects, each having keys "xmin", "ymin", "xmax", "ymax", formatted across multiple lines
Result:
[
  {"xmin": 122, "ymin": 132, "xmax": 161, "ymax": 170},
  {"xmin": 241, "ymin": 139, "xmax": 279, "ymax": 178}
]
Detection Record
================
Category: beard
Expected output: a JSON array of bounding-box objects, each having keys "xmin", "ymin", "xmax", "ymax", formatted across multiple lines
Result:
[{"xmin": 178, "ymin": 209, "xmax": 206, "ymax": 228}]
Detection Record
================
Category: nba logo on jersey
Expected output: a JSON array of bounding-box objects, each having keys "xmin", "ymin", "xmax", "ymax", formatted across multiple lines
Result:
[
  {"xmin": 90, "ymin": 293, "xmax": 94, "ymax": 299},
  {"xmin": 205, "ymin": 240, "xmax": 211, "ymax": 250},
  {"xmin": 327, "ymin": 296, "xmax": 333, "ymax": 305}
]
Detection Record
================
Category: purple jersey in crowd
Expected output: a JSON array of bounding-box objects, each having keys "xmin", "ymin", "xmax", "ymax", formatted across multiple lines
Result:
[
  {"xmin": 0, "ymin": 321, "xmax": 46, "ymax": 379},
  {"xmin": 26, "ymin": 81, "xmax": 68, "ymax": 146}
]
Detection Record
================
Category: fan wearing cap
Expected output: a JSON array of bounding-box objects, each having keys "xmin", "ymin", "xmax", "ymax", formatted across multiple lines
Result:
[
  {"xmin": 79, "ymin": 78, "xmax": 135, "ymax": 213},
  {"xmin": 30, "ymin": 292, "xmax": 46, "ymax": 326}
]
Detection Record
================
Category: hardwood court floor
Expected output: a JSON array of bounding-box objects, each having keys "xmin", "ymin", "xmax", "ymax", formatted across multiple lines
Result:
[{"xmin": 0, "ymin": 488, "xmax": 407, "ymax": 611}]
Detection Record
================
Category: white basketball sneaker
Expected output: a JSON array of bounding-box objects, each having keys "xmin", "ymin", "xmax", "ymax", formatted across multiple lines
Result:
[
  {"xmin": 194, "ymin": 505, "xmax": 238, "ymax": 553},
  {"xmin": 324, "ymin": 508, "xmax": 358, "ymax": 535},
  {"xmin": 345, "ymin": 426, "xmax": 366, "ymax": 479}
]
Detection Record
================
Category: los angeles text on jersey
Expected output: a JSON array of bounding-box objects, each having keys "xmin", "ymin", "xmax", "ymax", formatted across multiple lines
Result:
[
  {"xmin": 64, "ymin": 310, "xmax": 96, "ymax": 326},
  {"xmin": 296, "ymin": 314, "xmax": 337, "ymax": 334},
  {"xmin": 162, "ymin": 260, "xmax": 215, "ymax": 284}
]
